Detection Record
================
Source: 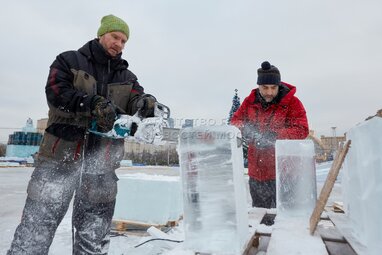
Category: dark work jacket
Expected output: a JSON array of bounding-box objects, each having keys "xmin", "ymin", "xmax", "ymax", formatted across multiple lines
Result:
[
  {"xmin": 231, "ymin": 82, "xmax": 309, "ymax": 181},
  {"xmin": 41, "ymin": 39, "xmax": 145, "ymax": 169},
  {"xmin": 45, "ymin": 39, "xmax": 144, "ymax": 141}
]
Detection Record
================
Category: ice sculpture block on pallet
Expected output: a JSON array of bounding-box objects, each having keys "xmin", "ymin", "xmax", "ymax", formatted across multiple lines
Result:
[
  {"xmin": 275, "ymin": 140, "xmax": 317, "ymax": 217},
  {"xmin": 178, "ymin": 125, "xmax": 249, "ymax": 255},
  {"xmin": 342, "ymin": 117, "xmax": 382, "ymax": 254},
  {"xmin": 114, "ymin": 174, "xmax": 183, "ymax": 225}
]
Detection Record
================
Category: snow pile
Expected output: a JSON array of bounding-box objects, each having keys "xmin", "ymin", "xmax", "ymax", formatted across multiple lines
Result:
[
  {"xmin": 0, "ymin": 161, "xmax": 20, "ymax": 167},
  {"xmin": 267, "ymin": 215, "xmax": 328, "ymax": 255},
  {"xmin": 0, "ymin": 156, "xmax": 34, "ymax": 166}
]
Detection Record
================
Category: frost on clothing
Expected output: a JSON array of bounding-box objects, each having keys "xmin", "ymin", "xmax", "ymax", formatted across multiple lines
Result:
[
  {"xmin": 231, "ymin": 82, "xmax": 309, "ymax": 181},
  {"xmin": 7, "ymin": 38, "xmax": 145, "ymax": 255}
]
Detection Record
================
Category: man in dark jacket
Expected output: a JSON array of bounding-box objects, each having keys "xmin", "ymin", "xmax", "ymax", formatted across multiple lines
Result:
[
  {"xmin": 231, "ymin": 61, "xmax": 309, "ymax": 210},
  {"xmin": 8, "ymin": 15, "xmax": 156, "ymax": 255}
]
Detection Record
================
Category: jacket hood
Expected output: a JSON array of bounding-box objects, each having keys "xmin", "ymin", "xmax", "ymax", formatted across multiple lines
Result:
[{"xmin": 78, "ymin": 39, "xmax": 129, "ymax": 70}]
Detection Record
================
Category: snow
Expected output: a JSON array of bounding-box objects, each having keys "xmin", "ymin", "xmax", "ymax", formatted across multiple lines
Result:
[
  {"xmin": 266, "ymin": 216, "xmax": 328, "ymax": 255},
  {"xmin": 1, "ymin": 161, "xmax": 339, "ymax": 255},
  {"xmin": 0, "ymin": 156, "xmax": 34, "ymax": 167}
]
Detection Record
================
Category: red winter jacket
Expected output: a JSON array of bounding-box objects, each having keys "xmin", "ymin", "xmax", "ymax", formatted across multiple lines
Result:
[{"xmin": 231, "ymin": 82, "xmax": 309, "ymax": 181}]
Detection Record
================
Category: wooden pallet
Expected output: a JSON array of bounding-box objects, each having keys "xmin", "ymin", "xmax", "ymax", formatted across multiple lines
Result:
[
  {"xmin": 111, "ymin": 219, "xmax": 178, "ymax": 234},
  {"xmin": 243, "ymin": 211, "xmax": 357, "ymax": 255}
]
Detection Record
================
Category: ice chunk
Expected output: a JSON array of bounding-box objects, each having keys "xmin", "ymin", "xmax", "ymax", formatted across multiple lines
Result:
[
  {"xmin": 134, "ymin": 117, "xmax": 166, "ymax": 144},
  {"xmin": 275, "ymin": 140, "xmax": 317, "ymax": 217},
  {"xmin": 114, "ymin": 173, "xmax": 183, "ymax": 225},
  {"xmin": 5, "ymin": 145, "xmax": 39, "ymax": 158},
  {"xmin": 178, "ymin": 125, "xmax": 249, "ymax": 255},
  {"xmin": 343, "ymin": 117, "xmax": 382, "ymax": 254}
]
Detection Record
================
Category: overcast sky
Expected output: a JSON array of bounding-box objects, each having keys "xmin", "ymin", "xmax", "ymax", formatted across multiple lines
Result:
[{"xmin": 0, "ymin": 0, "xmax": 381, "ymax": 143}]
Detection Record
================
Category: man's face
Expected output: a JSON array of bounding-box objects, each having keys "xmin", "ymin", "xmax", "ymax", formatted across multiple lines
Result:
[
  {"xmin": 99, "ymin": 31, "xmax": 128, "ymax": 57},
  {"xmin": 258, "ymin": 84, "xmax": 279, "ymax": 102}
]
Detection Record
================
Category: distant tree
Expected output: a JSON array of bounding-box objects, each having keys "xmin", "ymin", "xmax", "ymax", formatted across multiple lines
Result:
[
  {"xmin": 0, "ymin": 143, "xmax": 6, "ymax": 156},
  {"xmin": 228, "ymin": 89, "xmax": 241, "ymax": 124},
  {"xmin": 169, "ymin": 149, "xmax": 179, "ymax": 166},
  {"xmin": 227, "ymin": 89, "xmax": 248, "ymax": 167},
  {"xmin": 123, "ymin": 145, "xmax": 179, "ymax": 166}
]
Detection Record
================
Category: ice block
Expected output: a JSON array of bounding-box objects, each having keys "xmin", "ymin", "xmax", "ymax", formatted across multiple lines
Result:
[
  {"xmin": 178, "ymin": 125, "xmax": 249, "ymax": 255},
  {"xmin": 114, "ymin": 173, "xmax": 183, "ymax": 225},
  {"xmin": 343, "ymin": 117, "xmax": 382, "ymax": 254},
  {"xmin": 275, "ymin": 139, "xmax": 317, "ymax": 217}
]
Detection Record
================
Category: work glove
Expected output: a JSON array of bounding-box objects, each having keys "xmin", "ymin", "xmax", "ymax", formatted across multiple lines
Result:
[
  {"xmin": 254, "ymin": 130, "xmax": 277, "ymax": 149},
  {"xmin": 91, "ymin": 95, "xmax": 117, "ymax": 132},
  {"xmin": 242, "ymin": 123, "xmax": 277, "ymax": 149},
  {"xmin": 242, "ymin": 123, "xmax": 261, "ymax": 144},
  {"xmin": 136, "ymin": 94, "xmax": 157, "ymax": 118}
]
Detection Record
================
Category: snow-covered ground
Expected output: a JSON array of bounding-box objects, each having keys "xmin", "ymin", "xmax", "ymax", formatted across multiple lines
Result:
[{"xmin": 0, "ymin": 163, "xmax": 338, "ymax": 254}]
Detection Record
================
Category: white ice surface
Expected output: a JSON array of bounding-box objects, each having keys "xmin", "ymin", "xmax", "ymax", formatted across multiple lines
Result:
[
  {"xmin": 114, "ymin": 173, "xmax": 183, "ymax": 224},
  {"xmin": 1, "ymin": 160, "xmax": 341, "ymax": 255},
  {"xmin": 266, "ymin": 215, "xmax": 328, "ymax": 255},
  {"xmin": 342, "ymin": 117, "xmax": 382, "ymax": 254}
]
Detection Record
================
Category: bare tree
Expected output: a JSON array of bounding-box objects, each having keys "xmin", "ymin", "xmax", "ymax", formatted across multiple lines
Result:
[{"xmin": 0, "ymin": 143, "xmax": 6, "ymax": 157}]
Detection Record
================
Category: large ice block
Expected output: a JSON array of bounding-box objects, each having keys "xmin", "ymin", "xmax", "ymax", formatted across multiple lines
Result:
[
  {"xmin": 342, "ymin": 117, "xmax": 382, "ymax": 254},
  {"xmin": 275, "ymin": 140, "xmax": 317, "ymax": 217},
  {"xmin": 178, "ymin": 125, "xmax": 249, "ymax": 255},
  {"xmin": 114, "ymin": 173, "xmax": 183, "ymax": 225}
]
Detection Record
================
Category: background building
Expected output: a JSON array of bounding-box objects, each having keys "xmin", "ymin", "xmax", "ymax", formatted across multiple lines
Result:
[
  {"xmin": 182, "ymin": 119, "xmax": 194, "ymax": 128},
  {"xmin": 6, "ymin": 118, "xmax": 43, "ymax": 158},
  {"xmin": 36, "ymin": 118, "xmax": 48, "ymax": 134},
  {"xmin": 307, "ymin": 130, "xmax": 346, "ymax": 162}
]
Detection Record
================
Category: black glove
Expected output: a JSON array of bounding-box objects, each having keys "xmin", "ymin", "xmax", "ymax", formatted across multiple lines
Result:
[
  {"xmin": 242, "ymin": 123, "xmax": 277, "ymax": 149},
  {"xmin": 242, "ymin": 123, "xmax": 261, "ymax": 144},
  {"xmin": 136, "ymin": 94, "xmax": 157, "ymax": 118},
  {"xmin": 91, "ymin": 95, "xmax": 117, "ymax": 132},
  {"xmin": 254, "ymin": 130, "xmax": 277, "ymax": 149}
]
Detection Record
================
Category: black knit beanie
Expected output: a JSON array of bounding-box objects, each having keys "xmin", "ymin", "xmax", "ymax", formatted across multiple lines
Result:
[{"xmin": 257, "ymin": 61, "xmax": 281, "ymax": 85}]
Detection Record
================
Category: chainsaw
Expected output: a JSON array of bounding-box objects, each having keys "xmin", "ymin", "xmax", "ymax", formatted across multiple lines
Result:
[{"xmin": 89, "ymin": 102, "xmax": 170, "ymax": 144}]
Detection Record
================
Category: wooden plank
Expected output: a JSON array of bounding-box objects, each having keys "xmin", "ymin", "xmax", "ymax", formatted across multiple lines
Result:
[
  {"xmin": 324, "ymin": 240, "xmax": 357, "ymax": 255},
  {"xmin": 255, "ymin": 231, "xmax": 272, "ymax": 237},
  {"xmin": 310, "ymin": 140, "xmax": 351, "ymax": 234},
  {"xmin": 242, "ymin": 232, "xmax": 259, "ymax": 255},
  {"xmin": 242, "ymin": 233, "xmax": 271, "ymax": 255},
  {"xmin": 111, "ymin": 219, "xmax": 178, "ymax": 232},
  {"xmin": 333, "ymin": 202, "xmax": 344, "ymax": 213}
]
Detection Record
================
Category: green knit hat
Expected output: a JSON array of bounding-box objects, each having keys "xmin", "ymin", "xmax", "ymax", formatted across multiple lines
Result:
[{"xmin": 97, "ymin": 14, "xmax": 130, "ymax": 39}]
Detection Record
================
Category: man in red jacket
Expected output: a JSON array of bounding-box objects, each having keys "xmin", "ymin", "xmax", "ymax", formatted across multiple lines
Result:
[{"xmin": 231, "ymin": 61, "xmax": 309, "ymax": 209}]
